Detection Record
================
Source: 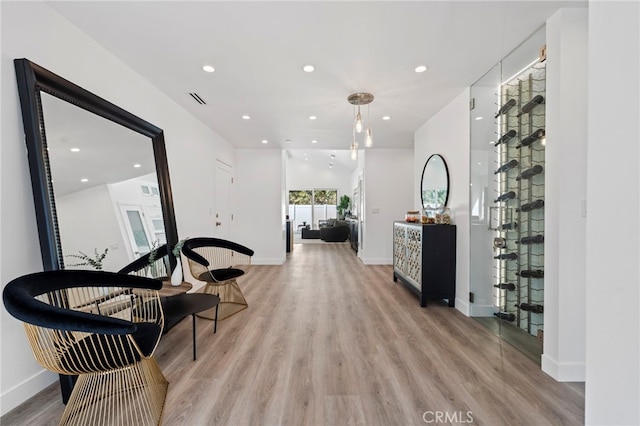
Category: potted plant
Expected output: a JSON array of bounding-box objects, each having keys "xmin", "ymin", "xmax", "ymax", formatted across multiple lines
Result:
[
  {"xmin": 66, "ymin": 248, "xmax": 108, "ymax": 270},
  {"xmin": 337, "ymin": 195, "xmax": 350, "ymax": 219}
]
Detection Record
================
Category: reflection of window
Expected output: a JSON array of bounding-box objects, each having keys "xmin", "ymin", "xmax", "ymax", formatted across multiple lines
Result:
[
  {"xmin": 288, "ymin": 189, "xmax": 338, "ymax": 229},
  {"xmin": 422, "ymin": 189, "xmax": 448, "ymax": 208},
  {"xmin": 140, "ymin": 184, "xmax": 160, "ymax": 196}
]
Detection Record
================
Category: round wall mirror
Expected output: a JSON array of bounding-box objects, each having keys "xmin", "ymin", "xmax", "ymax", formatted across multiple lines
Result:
[{"xmin": 420, "ymin": 154, "xmax": 450, "ymax": 209}]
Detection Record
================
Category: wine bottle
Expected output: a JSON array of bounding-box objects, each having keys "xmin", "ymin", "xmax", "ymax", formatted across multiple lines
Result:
[
  {"xmin": 494, "ymin": 159, "xmax": 519, "ymax": 174},
  {"xmin": 518, "ymin": 303, "xmax": 544, "ymax": 314},
  {"xmin": 516, "ymin": 165, "xmax": 543, "ymax": 181},
  {"xmin": 494, "ymin": 99, "xmax": 517, "ymax": 118},
  {"xmin": 519, "ymin": 235, "xmax": 544, "ymax": 244},
  {"xmin": 494, "ymin": 252, "xmax": 518, "ymax": 260},
  {"xmin": 494, "ymin": 129, "xmax": 517, "ymax": 146},
  {"xmin": 494, "ymin": 312, "xmax": 516, "ymax": 321},
  {"xmin": 516, "ymin": 129, "xmax": 545, "ymax": 148},
  {"xmin": 494, "ymin": 283, "xmax": 516, "ymax": 291},
  {"xmin": 494, "ymin": 191, "xmax": 516, "ymax": 203},
  {"xmin": 517, "ymin": 269, "xmax": 544, "ymax": 278},
  {"xmin": 500, "ymin": 221, "xmax": 518, "ymax": 230},
  {"xmin": 517, "ymin": 199, "xmax": 544, "ymax": 212},
  {"xmin": 516, "ymin": 95, "xmax": 544, "ymax": 117}
]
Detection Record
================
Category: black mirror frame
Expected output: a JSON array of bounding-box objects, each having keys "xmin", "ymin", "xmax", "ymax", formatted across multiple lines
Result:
[
  {"xmin": 14, "ymin": 58, "xmax": 178, "ymax": 271},
  {"xmin": 420, "ymin": 153, "xmax": 450, "ymax": 209}
]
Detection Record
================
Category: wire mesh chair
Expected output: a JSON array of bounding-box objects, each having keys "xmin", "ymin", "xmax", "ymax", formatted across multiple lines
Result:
[
  {"xmin": 181, "ymin": 237, "xmax": 254, "ymax": 320},
  {"xmin": 117, "ymin": 244, "xmax": 171, "ymax": 280},
  {"xmin": 2, "ymin": 270, "xmax": 168, "ymax": 426}
]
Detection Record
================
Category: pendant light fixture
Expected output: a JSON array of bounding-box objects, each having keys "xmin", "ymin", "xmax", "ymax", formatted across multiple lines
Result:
[{"xmin": 348, "ymin": 92, "xmax": 374, "ymax": 159}]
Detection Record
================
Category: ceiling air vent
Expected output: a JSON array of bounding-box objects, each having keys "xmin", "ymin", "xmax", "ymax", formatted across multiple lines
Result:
[{"xmin": 188, "ymin": 92, "xmax": 206, "ymax": 105}]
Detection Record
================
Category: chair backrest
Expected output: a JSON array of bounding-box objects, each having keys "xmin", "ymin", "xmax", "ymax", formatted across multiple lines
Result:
[
  {"xmin": 117, "ymin": 244, "xmax": 171, "ymax": 280},
  {"xmin": 3, "ymin": 270, "xmax": 164, "ymax": 375},
  {"xmin": 181, "ymin": 237, "xmax": 254, "ymax": 279}
]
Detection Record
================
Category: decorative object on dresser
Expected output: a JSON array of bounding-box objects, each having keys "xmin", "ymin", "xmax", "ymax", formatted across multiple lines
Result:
[{"xmin": 393, "ymin": 222, "xmax": 457, "ymax": 307}]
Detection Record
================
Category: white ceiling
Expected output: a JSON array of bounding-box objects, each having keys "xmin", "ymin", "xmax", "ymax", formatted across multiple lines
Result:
[{"xmin": 46, "ymin": 0, "xmax": 584, "ymax": 171}]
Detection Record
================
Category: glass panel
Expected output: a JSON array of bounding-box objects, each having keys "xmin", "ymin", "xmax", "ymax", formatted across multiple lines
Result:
[
  {"xmin": 41, "ymin": 92, "xmax": 165, "ymax": 271},
  {"xmin": 470, "ymin": 25, "xmax": 546, "ymax": 363},
  {"xmin": 126, "ymin": 210, "xmax": 151, "ymax": 253}
]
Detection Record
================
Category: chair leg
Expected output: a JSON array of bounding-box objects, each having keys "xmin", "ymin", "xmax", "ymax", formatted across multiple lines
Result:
[
  {"xmin": 214, "ymin": 303, "xmax": 219, "ymax": 334},
  {"xmin": 60, "ymin": 357, "xmax": 168, "ymax": 426},
  {"xmin": 197, "ymin": 280, "xmax": 248, "ymax": 320},
  {"xmin": 192, "ymin": 313, "xmax": 197, "ymax": 361}
]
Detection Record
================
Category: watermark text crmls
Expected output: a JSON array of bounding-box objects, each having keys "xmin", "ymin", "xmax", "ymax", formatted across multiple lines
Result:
[{"xmin": 422, "ymin": 410, "xmax": 474, "ymax": 424}]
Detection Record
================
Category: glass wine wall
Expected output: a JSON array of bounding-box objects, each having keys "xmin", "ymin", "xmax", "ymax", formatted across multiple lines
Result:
[{"xmin": 492, "ymin": 60, "xmax": 546, "ymax": 338}]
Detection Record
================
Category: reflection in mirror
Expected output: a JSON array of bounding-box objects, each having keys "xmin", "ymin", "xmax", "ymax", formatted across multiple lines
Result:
[
  {"xmin": 14, "ymin": 58, "xmax": 177, "ymax": 272},
  {"xmin": 421, "ymin": 154, "xmax": 450, "ymax": 209},
  {"xmin": 41, "ymin": 93, "xmax": 166, "ymax": 271}
]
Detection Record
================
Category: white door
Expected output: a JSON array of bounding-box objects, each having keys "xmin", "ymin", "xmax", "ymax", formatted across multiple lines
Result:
[
  {"xmin": 215, "ymin": 161, "xmax": 232, "ymax": 239},
  {"xmin": 120, "ymin": 204, "xmax": 154, "ymax": 258}
]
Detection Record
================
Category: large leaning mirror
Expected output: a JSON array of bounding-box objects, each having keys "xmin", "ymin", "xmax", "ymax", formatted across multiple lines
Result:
[
  {"xmin": 420, "ymin": 154, "xmax": 450, "ymax": 209},
  {"xmin": 14, "ymin": 58, "xmax": 178, "ymax": 272}
]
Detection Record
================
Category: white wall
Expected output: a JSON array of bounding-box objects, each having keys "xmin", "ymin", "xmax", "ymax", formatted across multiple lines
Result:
[
  {"xmin": 286, "ymin": 157, "xmax": 352, "ymax": 200},
  {"xmin": 414, "ymin": 89, "xmax": 471, "ymax": 315},
  {"xmin": 0, "ymin": 1, "xmax": 235, "ymax": 413},
  {"xmin": 360, "ymin": 149, "xmax": 413, "ymax": 265},
  {"xmin": 234, "ymin": 149, "xmax": 285, "ymax": 265},
  {"xmin": 586, "ymin": 1, "xmax": 640, "ymax": 424},
  {"xmin": 57, "ymin": 185, "xmax": 130, "ymax": 272},
  {"xmin": 542, "ymin": 8, "xmax": 588, "ymax": 382}
]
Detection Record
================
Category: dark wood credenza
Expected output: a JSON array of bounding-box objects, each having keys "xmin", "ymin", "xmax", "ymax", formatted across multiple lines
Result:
[{"xmin": 392, "ymin": 222, "xmax": 456, "ymax": 307}]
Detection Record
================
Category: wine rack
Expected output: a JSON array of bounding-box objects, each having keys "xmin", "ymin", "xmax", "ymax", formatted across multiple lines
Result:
[{"xmin": 492, "ymin": 60, "xmax": 545, "ymax": 338}]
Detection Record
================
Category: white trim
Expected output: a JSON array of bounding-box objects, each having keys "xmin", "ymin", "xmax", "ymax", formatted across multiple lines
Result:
[
  {"xmin": 1, "ymin": 369, "xmax": 57, "ymax": 416},
  {"xmin": 253, "ymin": 257, "xmax": 285, "ymax": 265},
  {"xmin": 469, "ymin": 304, "xmax": 497, "ymax": 317},
  {"xmin": 362, "ymin": 257, "xmax": 392, "ymax": 265},
  {"xmin": 455, "ymin": 299, "xmax": 470, "ymax": 316},
  {"xmin": 541, "ymin": 354, "xmax": 585, "ymax": 382}
]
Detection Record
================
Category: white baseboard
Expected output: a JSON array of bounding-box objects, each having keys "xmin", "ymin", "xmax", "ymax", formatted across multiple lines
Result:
[
  {"xmin": 253, "ymin": 257, "xmax": 285, "ymax": 265},
  {"xmin": 541, "ymin": 354, "xmax": 586, "ymax": 382},
  {"xmin": 469, "ymin": 304, "xmax": 497, "ymax": 317},
  {"xmin": 1, "ymin": 369, "xmax": 57, "ymax": 416},
  {"xmin": 362, "ymin": 257, "xmax": 392, "ymax": 265},
  {"xmin": 454, "ymin": 299, "xmax": 470, "ymax": 316}
]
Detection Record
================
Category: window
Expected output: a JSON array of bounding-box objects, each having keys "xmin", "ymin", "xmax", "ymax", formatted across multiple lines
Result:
[{"xmin": 289, "ymin": 189, "xmax": 338, "ymax": 229}]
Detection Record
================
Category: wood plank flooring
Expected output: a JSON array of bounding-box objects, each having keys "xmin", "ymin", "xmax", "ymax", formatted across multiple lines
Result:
[{"xmin": 2, "ymin": 242, "xmax": 584, "ymax": 425}]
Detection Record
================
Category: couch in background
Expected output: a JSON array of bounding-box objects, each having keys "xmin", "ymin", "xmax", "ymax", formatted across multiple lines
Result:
[{"xmin": 320, "ymin": 219, "xmax": 349, "ymax": 242}]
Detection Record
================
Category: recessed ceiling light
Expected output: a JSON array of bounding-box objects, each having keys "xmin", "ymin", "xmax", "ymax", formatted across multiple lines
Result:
[
  {"xmin": 415, "ymin": 65, "xmax": 428, "ymax": 73},
  {"xmin": 475, "ymin": 116, "xmax": 484, "ymax": 121},
  {"xmin": 80, "ymin": 178, "xmax": 88, "ymax": 183},
  {"xmin": 70, "ymin": 147, "xmax": 80, "ymax": 152},
  {"xmin": 202, "ymin": 65, "xmax": 215, "ymax": 73},
  {"xmin": 382, "ymin": 116, "xmax": 391, "ymax": 120},
  {"xmin": 309, "ymin": 115, "xmax": 317, "ymax": 120},
  {"xmin": 302, "ymin": 65, "xmax": 315, "ymax": 73},
  {"xmin": 311, "ymin": 140, "xmax": 318, "ymax": 144},
  {"xmin": 134, "ymin": 163, "xmax": 141, "ymax": 168},
  {"xmin": 477, "ymin": 162, "xmax": 482, "ymax": 165},
  {"xmin": 286, "ymin": 139, "xmax": 292, "ymax": 143},
  {"xmin": 261, "ymin": 139, "xmax": 268, "ymax": 144},
  {"xmin": 330, "ymin": 154, "xmax": 336, "ymax": 159},
  {"xmin": 242, "ymin": 115, "xmax": 250, "ymax": 120}
]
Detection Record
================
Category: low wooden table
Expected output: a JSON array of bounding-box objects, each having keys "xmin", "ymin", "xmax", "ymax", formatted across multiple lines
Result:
[{"xmin": 159, "ymin": 280, "xmax": 192, "ymax": 297}]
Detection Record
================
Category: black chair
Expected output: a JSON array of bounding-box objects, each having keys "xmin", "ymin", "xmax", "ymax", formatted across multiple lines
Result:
[
  {"xmin": 182, "ymin": 237, "xmax": 254, "ymax": 320},
  {"xmin": 3, "ymin": 270, "xmax": 168, "ymax": 426},
  {"xmin": 320, "ymin": 223, "xmax": 350, "ymax": 242},
  {"xmin": 117, "ymin": 244, "xmax": 171, "ymax": 280}
]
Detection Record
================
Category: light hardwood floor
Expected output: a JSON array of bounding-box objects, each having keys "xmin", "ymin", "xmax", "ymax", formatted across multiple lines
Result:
[{"xmin": 2, "ymin": 243, "xmax": 584, "ymax": 425}]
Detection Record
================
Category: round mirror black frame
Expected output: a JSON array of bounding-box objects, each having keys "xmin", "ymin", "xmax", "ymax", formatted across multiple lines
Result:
[{"xmin": 420, "ymin": 153, "xmax": 450, "ymax": 209}]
